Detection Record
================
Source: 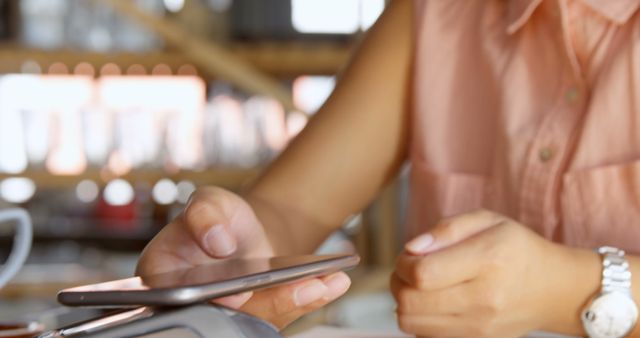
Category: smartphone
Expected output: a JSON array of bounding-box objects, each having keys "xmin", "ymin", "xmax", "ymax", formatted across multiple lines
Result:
[{"xmin": 57, "ymin": 254, "xmax": 360, "ymax": 307}]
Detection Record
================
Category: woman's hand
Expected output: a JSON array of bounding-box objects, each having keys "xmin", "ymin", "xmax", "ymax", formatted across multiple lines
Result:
[
  {"xmin": 391, "ymin": 209, "xmax": 601, "ymax": 338},
  {"xmin": 136, "ymin": 186, "xmax": 351, "ymax": 329}
]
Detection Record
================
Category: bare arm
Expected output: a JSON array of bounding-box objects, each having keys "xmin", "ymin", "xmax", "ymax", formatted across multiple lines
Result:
[
  {"xmin": 137, "ymin": 1, "xmax": 414, "ymax": 327},
  {"xmin": 246, "ymin": 0, "xmax": 414, "ymax": 255}
]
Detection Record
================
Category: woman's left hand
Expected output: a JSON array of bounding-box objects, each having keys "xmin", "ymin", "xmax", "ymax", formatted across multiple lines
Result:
[{"xmin": 391, "ymin": 209, "xmax": 600, "ymax": 338}]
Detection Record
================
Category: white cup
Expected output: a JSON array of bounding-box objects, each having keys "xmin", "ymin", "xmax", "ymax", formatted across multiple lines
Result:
[{"xmin": 0, "ymin": 208, "xmax": 32, "ymax": 289}]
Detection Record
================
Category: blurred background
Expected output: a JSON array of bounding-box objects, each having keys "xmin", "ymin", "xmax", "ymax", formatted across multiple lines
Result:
[{"xmin": 0, "ymin": 0, "xmax": 407, "ymax": 334}]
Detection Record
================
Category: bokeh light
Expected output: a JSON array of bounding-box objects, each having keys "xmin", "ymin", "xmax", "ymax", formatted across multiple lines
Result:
[
  {"xmin": 103, "ymin": 179, "xmax": 134, "ymax": 206},
  {"xmin": 100, "ymin": 63, "xmax": 122, "ymax": 76},
  {"xmin": 126, "ymin": 64, "xmax": 147, "ymax": 75},
  {"xmin": 164, "ymin": 0, "xmax": 185, "ymax": 12},
  {"xmin": 176, "ymin": 180, "xmax": 196, "ymax": 204},
  {"xmin": 47, "ymin": 62, "xmax": 69, "ymax": 75},
  {"xmin": 293, "ymin": 76, "xmax": 335, "ymax": 114},
  {"xmin": 177, "ymin": 64, "xmax": 198, "ymax": 76},
  {"xmin": 151, "ymin": 64, "xmax": 172, "ymax": 76},
  {"xmin": 21, "ymin": 60, "xmax": 42, "ymax": 74},
  {"xmin": 73, "ymin": 62, "xmax": 96, "ymax": 77},
  {"xmin": 76, "ymin": 179, "xmax": 99, "ymax": 203},
  {"xmin": 152, "ymin": 178, "xmax": 178, "ymax": 205},
  {"xmin": 0, "ymin": 178, "xmax": 36, "ymax": 204}
]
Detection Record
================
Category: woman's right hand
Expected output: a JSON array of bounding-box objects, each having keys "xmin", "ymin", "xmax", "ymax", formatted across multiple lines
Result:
[
  {"xmin": 136, "ymin": 0, "xmax": 414, "ymax": 326},
  {"xmin": 136, "ymin": 186, "xmax": 351, "ymax": 329}
]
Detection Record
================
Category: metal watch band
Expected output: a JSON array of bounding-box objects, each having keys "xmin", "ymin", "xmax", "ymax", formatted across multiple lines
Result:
[{"xmin": 599, "ymin": 246, "xmax": 632, "ymax": 294}]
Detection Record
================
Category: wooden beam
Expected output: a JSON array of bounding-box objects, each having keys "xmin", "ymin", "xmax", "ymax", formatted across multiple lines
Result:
[
  {"xmin": 232, "ymin": 43, "xmax": 351, "ymax": 77},
  {"xmin": 98, "ymin": 0, "xmax": 299, "ymax": 111},
  {"xmin": 0, "ymin": 44, "xmax": 351, "ymax": 77},
  {"xmin": 0, "ymin": 169, "xmax": 259, "ymax": 190},
  {"xmin": 0, "ymin": 46, "xmax": 188, "ymax": 75}
]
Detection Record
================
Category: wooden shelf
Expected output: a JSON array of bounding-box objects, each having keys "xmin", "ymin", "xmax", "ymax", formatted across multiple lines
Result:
[
  {"xmin": 0, "ymin": 168, "xmax": 260, "ymax": 189},
  {"xmin": 0, "ymin": 43, "xmax": 351, "ymax": 77},
  {"xmin": 232, "ymin": 42, "xmax": 352, "ymax": 77}
]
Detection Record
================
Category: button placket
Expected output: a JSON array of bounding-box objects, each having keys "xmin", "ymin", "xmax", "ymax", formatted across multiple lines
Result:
[
  {"xmin": 535, "ymin": 86, "xmax": 579, "ymax": 165},
  {"xmin": 519, "ymin": 83, "xmax": 585, "ymax": 238}
]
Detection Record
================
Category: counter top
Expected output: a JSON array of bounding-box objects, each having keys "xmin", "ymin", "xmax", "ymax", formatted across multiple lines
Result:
[{"xmin": 290, "ymin": 326, "xmax": 579, "ymax": 338}]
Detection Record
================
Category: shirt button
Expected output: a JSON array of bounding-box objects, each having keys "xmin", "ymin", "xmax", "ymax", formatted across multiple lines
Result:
[
  {"xmin": 565, "ymin": 87, "xmax": 579, "ymax": 102},
  {"xmin": 539, "ymin": 148, "xmax": 554, "ymax": 162}
]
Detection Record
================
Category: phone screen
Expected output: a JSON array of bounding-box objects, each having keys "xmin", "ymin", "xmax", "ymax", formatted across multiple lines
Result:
[{"xmin": 58, "ymin": 254, "xmax": 359, "ymax": 306}]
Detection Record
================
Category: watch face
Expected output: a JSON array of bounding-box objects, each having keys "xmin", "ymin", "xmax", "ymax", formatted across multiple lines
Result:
[{"xmin": 583, "ymin": 292, "xmax": 638, "ymax": 338}]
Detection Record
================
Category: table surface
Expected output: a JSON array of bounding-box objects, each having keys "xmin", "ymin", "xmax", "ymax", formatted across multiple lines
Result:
[{"xmin": 289, "ymin": 326, "xmax": 579, "ymax": 338}]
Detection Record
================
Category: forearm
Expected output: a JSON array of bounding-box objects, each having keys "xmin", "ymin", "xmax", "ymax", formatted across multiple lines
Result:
[
  {"xmin": 243, "ymin": 191, "xmax": 339, "ymax": 256},
  {"xmin": 234, "ymin": 0, "xmax": 411, "ymax": 255},
  {"xmin": 542, "ymin": 244, "xmax": 640, "ymax": 337}
]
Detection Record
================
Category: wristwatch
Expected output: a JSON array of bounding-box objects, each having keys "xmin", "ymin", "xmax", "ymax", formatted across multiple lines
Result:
[{"xmin": 582, "ymin": 246, "xmax": 638, "ymax": 338}]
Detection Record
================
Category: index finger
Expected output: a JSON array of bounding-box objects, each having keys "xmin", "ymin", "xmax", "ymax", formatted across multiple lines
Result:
[
  {"xmin": 395, "ymin": 235, "xmax": 487, "ymax": 290},
  {"xmin": 405, "ymin": 209, "xmax": 504, "ymax": 255}
]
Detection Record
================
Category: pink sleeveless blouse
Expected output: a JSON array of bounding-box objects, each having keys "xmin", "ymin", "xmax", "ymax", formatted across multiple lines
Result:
[{"xmin": 407, "ymin": 0, "xmax": 640, "ymax": 253}]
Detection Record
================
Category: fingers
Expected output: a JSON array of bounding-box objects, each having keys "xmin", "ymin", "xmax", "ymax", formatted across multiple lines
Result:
[
  {"xmin": 391, "ymin": 275, "xmax": 496, "ymax": 337},
  {"xmin": 182, "ymin": 187, "xmax": 239, "ymax": 258},
  {"xmin": 396, "ymin": 314, "xmax": 475, "ymax": 337},
  {"xmin": 405, "ymin": 209, "xmax": 505, "ymax": 255},
  {"xmin": 136, "ymin": 218, "xmax": 219, "ymax": 276},
  {"xmin": 240, "ymin": 272, "xmax": 351, "ymax": 329},
  {"xmin": 213, "ymin": 291, "xmax": 254, "ymax": 309},
  {"xmin": 390, "ymin": 274, "xmax": 473, "ymax": 316},
  {"xmin": 395, "ymin": 234, "xmax": 489, "ymax": 290}
]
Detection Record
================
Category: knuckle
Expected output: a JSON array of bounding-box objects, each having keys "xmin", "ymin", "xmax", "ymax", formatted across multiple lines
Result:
[
  {"xmin": 414, "ymin": 259, "xmax": 434, "ymax": 289},
  {"xmin": 188, "ymin": 187, "xmax": 231, "ymax": 208},
  {"xmin": 396, "ymin": 315, "xmax": 417, "ymax": 334},
  {"xmin": 477, "ymin": 284, "xmax": 505, "ymax": 317},
  {"xmin": 182, "ymin": 199, "xmax": 212, "ymax": 225},
  {"xmin": 395, "ymin": 290, "xmax": 415, "ymax": 314},
  {"xmin": 437, "ymin": 218, "xmax": 460, "ymax": 241}
]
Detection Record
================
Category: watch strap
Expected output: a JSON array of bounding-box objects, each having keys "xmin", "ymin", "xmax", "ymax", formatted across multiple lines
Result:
[{"xmin": 599, "ymin": 246, "xmax": 632, "ymax": 294}]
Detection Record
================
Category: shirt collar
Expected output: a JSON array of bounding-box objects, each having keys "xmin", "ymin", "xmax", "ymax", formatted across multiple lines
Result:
[{"xmin": 507, "ymin": 0, "xmax": 640, "ymax": 34}]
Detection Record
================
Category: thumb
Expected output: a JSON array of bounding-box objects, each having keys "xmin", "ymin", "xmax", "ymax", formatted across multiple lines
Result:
[
  {"xmin": 182, "ymin": 188, "xmax": 240, "ymax": 258},
  {"xmin": 405, "ymin": 209, "xmax": 504, "ymax": 255}
]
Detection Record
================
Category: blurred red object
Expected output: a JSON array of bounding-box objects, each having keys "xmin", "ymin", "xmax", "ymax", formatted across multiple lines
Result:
[{"xmin": 94, "ymin": 195, "xmax": 138, "ymax": 231}]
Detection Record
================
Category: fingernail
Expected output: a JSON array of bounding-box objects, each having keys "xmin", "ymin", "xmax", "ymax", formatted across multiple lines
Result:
[
  {"xmin": 405, "ymin": 233, "xmax": 434, "ymax": 255},
  {"xmin": 323, "ymin": 273, "xmax": 351, "ymax": 301},
  {"xmin": 294, "ymin": 280, "xmax": 328, "ymax": 307},
  {"xmin": 204, "ymin": 224, "xmax": 237, "ymax": 257}
]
